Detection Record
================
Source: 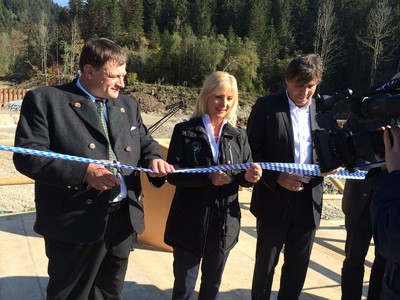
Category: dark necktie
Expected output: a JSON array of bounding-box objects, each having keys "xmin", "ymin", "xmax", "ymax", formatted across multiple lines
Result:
[{"xmin": 95, "ymin": 100, "xmax": 121, "ymax": 200}]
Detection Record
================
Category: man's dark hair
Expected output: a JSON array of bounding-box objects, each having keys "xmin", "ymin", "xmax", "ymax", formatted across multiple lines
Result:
[
  {"xmin": 79, "ymin": 38, "xmax": 127, "ymax": 71},
  {"xmin": 285, "ymin": 53, "xmax": 323, "ymax": 84}
]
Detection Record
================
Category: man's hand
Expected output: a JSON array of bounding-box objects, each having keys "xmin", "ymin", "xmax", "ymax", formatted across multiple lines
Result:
[
  {"xmin": 277, "ymin": 172, "xmax": 310, "ymax": 192},
  {"xmin": 148, "ymin": 159, "xmax": 175, "ymax": 177},
  {"xmin": 85, "ymin": 163, "xmax": 121, "ymax": 191},
  {"xmin": 384, "ymin": 126, "xmax": 400, "ymax": 173}
]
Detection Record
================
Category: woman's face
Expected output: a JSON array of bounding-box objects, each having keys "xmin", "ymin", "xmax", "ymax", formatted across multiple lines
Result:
[{"xmin": 206, "ymin": 89, "xmax": 234, "ymax": 122}]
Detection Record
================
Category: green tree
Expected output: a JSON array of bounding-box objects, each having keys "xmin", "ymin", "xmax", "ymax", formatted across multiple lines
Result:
[
  {"xmin": 160, "ymin": 0, "xmax": 189, "ymax": 32},
  {"xmin": 68, "ymin": 0, "xmax": 85, "ymax": 20},
  {"xmin": 85, "ymin": 0, "xmax": 108, "ymax": 38},
  {"xmin": 215, "ymin": 0, "xmax": 246, "ymax": 36},
  {"xmin": 143, "ymin": 0, "xmax": 162, "ymax": 32},
  {"xmin": 292, "ymin": 0, "xmax": 316, "ymax": 52},
  {"xmin": 148, "ymin": 19, "xmax": 161, "ymax": 49},
  {"xmin": 221, "ymin": 35, "xmax": 260, "ymax": 92},
  {"xmin": 0, "ymin": 1, "xmax": 16, "ymax": 32},
  {"xmin": 190, "ymin": 0, "xmax": 214, "ymax": 37},
  {"xmin": 256, "ymin": 23, "xmax": 282, "ymax": 93},
  {"xmin": 190, "ymin": 34, "xmax": 227, "ymax": 85},
  {"xmin": 246, "ymin": 0, "xmax": 269, "ymax": 43},
  {"xmin": 0, "ymin": 32, "xmax": 12, "ymax": 75},
  {"xmin": 272, "ymin": 0, "xmax": 295, "ymax": 56},
  {"xmin": 121, "ymin": 0, "xmax": 144, "ymax": 45}
]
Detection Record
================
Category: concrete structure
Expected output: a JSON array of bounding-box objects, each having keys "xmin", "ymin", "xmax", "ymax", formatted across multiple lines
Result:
[{"xmin": 0, "ymin": 189, "xmax": 375, "ymax": 300}]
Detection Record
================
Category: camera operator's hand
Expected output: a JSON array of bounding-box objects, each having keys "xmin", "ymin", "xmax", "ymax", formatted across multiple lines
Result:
[
  {"xmin": 278, "ymin": 172, "xmax": 310, "ymax": 192},
  {"xmin": 384, "ymin": 126, "xmax": 400, "ymax": 173}
]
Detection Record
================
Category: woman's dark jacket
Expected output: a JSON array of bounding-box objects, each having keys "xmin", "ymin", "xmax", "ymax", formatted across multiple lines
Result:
[{"xmin": 164, "ymin": 117, "xmax": 254, "ymax": 256}]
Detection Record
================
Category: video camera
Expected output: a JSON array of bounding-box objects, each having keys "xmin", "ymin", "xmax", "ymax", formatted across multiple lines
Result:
[{"xmin": 312, "ymin": 77, "xmax": 400, "ymax": 173}]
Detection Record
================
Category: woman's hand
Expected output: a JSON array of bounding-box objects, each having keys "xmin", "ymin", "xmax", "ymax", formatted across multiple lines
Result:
[
  {"xmin": 209, "ymin": 171, "xmax": 232, "ymax": 186},
  {"xmin": 244, "ymin": 163, "xmax": 262, "ymax": 183}
]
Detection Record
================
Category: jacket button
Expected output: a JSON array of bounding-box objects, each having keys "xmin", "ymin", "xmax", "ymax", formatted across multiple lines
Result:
[
  {"xmin": 125, "ymin": 146, "xmax": 132, "ymax": 152},
  {"xmin": 86, "ymin": 199, "xmax": 93, "ymax": 205},
  {"xmin": 88, "ymin": 143, "xmax": 96, "ymax": 149},
  {"xmin": 120, "ymin": 107, "xmax": 126, "ymax": 113},
  {"xmin": 73, "ymin": 102, "xmax": 81, "ymax": 108},
  {"xmin": 67, "ymin": 185, "xmax": 72, "ymax": 189}
]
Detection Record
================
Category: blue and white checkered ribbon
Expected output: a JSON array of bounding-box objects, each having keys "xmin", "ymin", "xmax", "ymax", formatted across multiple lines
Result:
[{"xmin": 0, "ymin": 144, "xmax": 366, "ymax": 179}]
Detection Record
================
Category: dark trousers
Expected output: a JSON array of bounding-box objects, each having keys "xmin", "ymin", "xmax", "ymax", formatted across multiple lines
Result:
[
  {"xmin": 342, "ymin": 201, "xmax": 386, "ymax": 300},
  {"xmin": 44, "ymin": 205, "xmax": 134, "ymax": 300},
  {"xmin": 172, "ymin": 212, "xmax": 229, "ymax": 300},
  {"xmin": 252, "ymin": 191, "xmax": 316, "ymax": 300},
  {"xmin": 382, "ymin": 262, "xmax": 400, "ymax": 300}
]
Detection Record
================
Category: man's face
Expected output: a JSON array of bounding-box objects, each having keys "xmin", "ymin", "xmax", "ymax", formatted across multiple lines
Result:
[
  {"xmin": 86, "ymin": 61, "xmax": 127, "ymax": 99},
  {"xmin": 285, "ymin": 77, "xmax": 319, "ymax": 107}
]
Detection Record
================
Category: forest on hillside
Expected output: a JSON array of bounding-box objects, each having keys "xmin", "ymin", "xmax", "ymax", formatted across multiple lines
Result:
[{"xmin": 0, "ymin": 0, "xmax": 400, "ymax": 98}]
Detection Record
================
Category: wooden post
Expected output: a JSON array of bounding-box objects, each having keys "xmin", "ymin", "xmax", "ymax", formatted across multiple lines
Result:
[{"xmin": 1, "ymin": 89, "xmax": 5, "ymax": 106}]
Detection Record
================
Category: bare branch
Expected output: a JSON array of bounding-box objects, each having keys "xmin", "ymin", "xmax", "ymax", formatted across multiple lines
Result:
[
  {"xmin": 357, "ymin": 0, "xmax": 399, "ymax": 85},
  {"xmin": 313, "ymin": 0, "xmax": 344, "ymax": 76}
]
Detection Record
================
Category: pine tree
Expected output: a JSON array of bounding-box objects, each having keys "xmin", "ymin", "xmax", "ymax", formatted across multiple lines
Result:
[
  {"xmin": 121, "ymin": 0, "xmax": 144, "ymax": 45},
  {"xmin": 190, "ymin": 0, "xmax": 214, "ymax": 37}
]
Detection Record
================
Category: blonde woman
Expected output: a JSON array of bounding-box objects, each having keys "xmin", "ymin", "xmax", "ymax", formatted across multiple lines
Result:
[{"xmin": 164, "ymin": 71, "xmax": 261, "ymax": 299}]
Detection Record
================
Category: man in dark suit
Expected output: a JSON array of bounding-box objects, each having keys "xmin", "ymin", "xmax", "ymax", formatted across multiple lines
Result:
[
  {"xmin": 341, "ymin": 114, "xmax": 386, "ymax": 300},
  {"xmin": 13, "ymin": 38, "xmax": 174, "ymax": 299},
  {"xmin": 247, "ymin": 54, "xmax": 337, "ymax": 299}
]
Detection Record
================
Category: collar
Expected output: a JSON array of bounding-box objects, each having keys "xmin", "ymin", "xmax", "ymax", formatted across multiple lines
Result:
[
  {"xmin": 201, "ymin": 114, "xmax": 227, "ymax": 137},
  {"xmin": 76, "ymin": 78, "xmax": 96, "ymax": 102}
]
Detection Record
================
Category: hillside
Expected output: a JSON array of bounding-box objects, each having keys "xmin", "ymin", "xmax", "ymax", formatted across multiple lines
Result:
[{"xmin": 126, "ymin": 81, "xmax": 259, "ymax": 128}]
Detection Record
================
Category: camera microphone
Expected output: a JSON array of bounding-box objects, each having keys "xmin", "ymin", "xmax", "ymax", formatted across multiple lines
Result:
[
  {"xmin": 165, "ymin": 100, "xmax": 187, "ymax": 110},
  {"xmin": 316, "ymin": 88, "xmax": 353, "ymax": 112},
  {"xmin": 346, "ymin": 77, "xmax": 400, "ymax": 104}
]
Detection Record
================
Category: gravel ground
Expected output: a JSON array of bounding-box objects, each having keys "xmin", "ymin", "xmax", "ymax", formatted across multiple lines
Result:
[{"xmin": 0, "ymin": 108, "xmax": 344, "ymax": 219}]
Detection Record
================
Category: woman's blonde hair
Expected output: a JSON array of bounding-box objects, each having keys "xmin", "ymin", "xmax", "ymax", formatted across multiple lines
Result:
[{"xmin": 191, "ymin": 71, "xmax": 239, "ymax": 126}]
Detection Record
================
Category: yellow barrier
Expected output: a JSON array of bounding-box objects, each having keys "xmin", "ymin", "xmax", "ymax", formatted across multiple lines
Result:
[{"xmin": 137, "ymin": 139, "xmax": 174, "ymax": 252}]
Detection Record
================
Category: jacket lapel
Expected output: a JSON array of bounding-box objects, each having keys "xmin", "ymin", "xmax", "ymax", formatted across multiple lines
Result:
[
  {"xmin": 65, "ymin": 82, "xmax": 106, "ymax": 138},
  {"xmin": 280, "ymin": 97, "xmax": 295, "ymax": 158}
]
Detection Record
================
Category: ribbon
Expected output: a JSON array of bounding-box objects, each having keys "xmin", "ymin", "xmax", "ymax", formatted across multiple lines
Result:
[{"xmin": 0, "ymin": 144, "xmax": 366, "ymax": 179}]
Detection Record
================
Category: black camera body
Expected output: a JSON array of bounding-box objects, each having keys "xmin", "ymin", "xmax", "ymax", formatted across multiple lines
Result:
[
  {"xmin": 313, "ymin": 78, "xmax": 400, "ymax": 173},
  {"xmin": 313, "ymin": 127, "xmax": 385, "ymax": 173}
]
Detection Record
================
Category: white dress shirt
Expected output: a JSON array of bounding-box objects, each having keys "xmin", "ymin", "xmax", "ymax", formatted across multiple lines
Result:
[{"xmin": 286, "ymin": 92, "xmax": 313, "ymax": 165}]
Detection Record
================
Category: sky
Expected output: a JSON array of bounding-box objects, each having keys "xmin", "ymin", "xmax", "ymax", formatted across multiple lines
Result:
[{"xmin": 53, "ymin": 0, "xmax": 69, "ymax": 7}]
